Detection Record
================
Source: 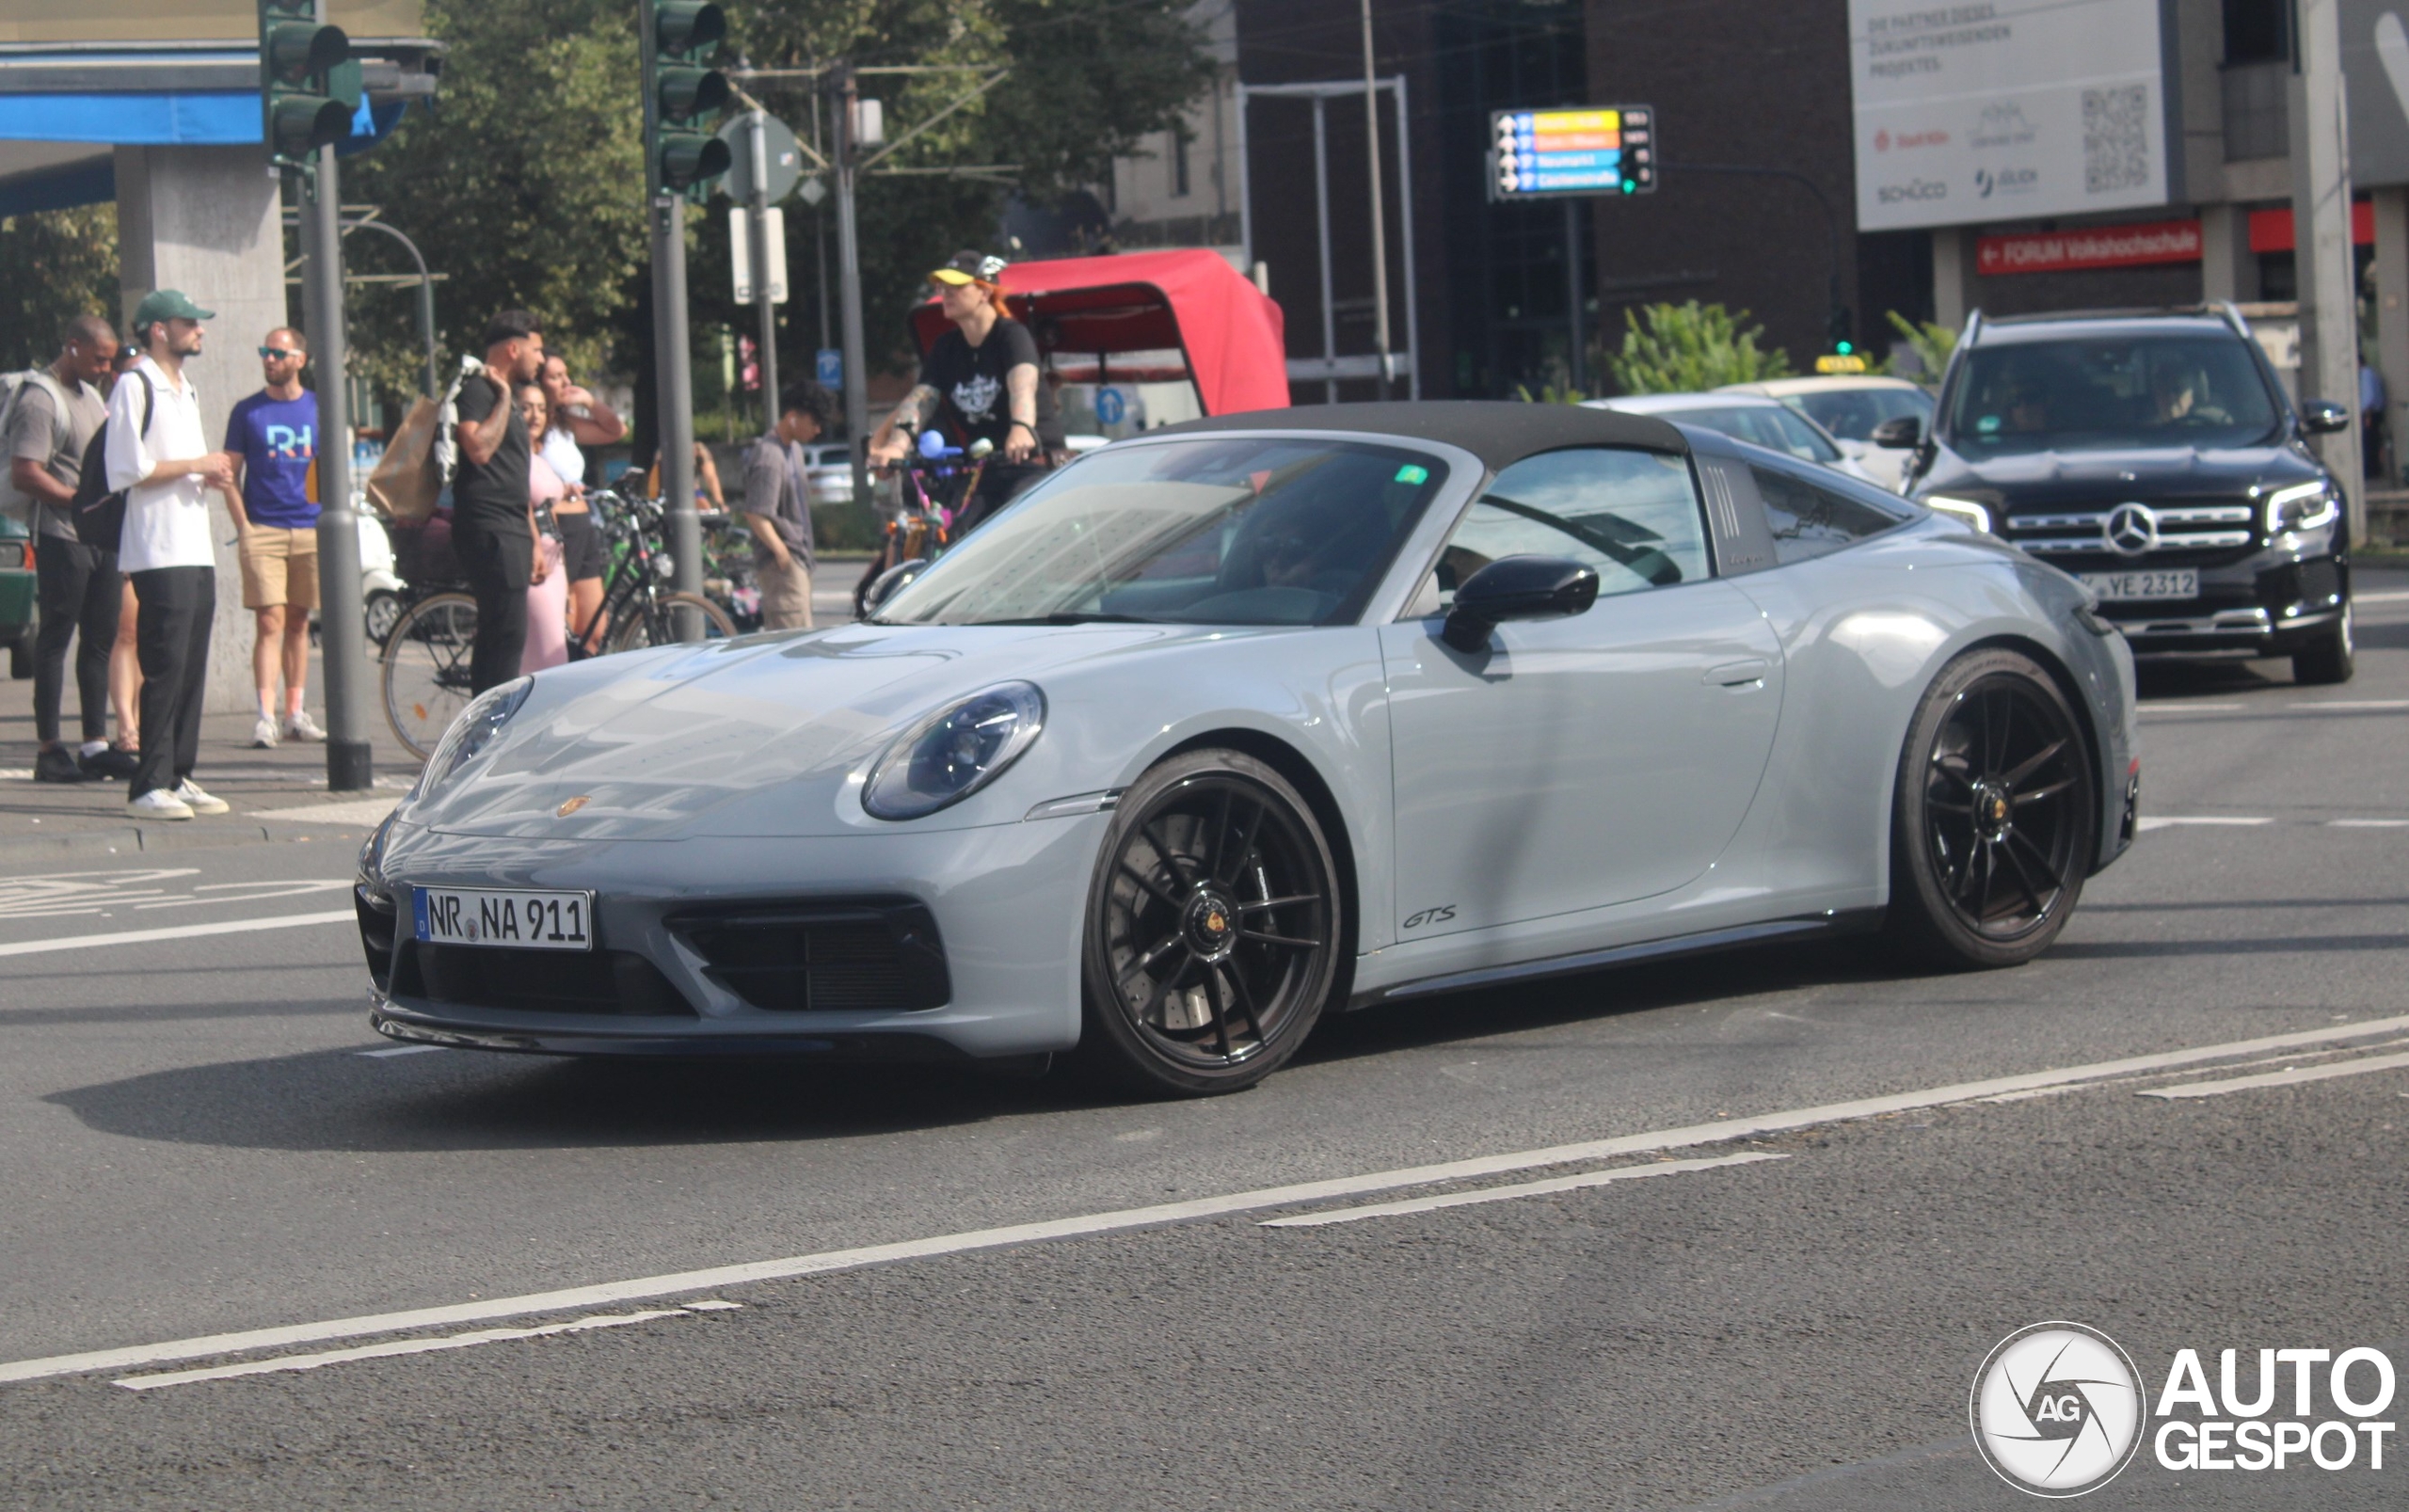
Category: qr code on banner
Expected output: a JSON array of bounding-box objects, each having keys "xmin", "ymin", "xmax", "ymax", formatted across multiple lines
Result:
[{"xmin": 2082, "ymin": 85, "xmax": 2150, "ymax": 193}]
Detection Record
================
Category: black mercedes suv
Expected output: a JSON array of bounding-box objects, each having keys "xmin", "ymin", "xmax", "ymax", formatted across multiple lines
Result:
[{"xmin": 1882, "ymin": 306, "xmax": 2354, "ymax": 683}]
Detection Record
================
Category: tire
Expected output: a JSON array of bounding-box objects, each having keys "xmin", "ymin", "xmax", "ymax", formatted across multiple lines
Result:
[
  {"xmin": 1886, "ymin": 648, "xmax": 2096, "ymax": 969},
  {"xmin": 1076, "ymin": 749, "xmax": 1346, "ymax": 1096},
  {"xmin": 380, "ymin": 592, "xmax": 479, "ymax": 760},
  {"xmin": 2292, "ymin": 601, "xmax": 2355, "ymax": 685},
  {"xmin": 604, "ymin": 591, "xmax": 739, "ymax": 655},
  {"xmin": 363, "ymin": 588, "xmax": 405, "ymax": 647},
  {"xmin": 8, "ymin": 635, "xmax": 29, "ymax": 681}
]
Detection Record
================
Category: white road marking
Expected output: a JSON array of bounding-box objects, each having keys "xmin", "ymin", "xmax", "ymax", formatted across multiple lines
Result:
[
  {"xmin": 8, "ymin": 1013, "xmax": 2409, "ymax": 1391},
  {"xmin": 2290, "ymin": 699, "xmax": 2409, "ymax": 711},
  {"xmin": 2330, "ymin": 819, "xmax": 2409, "ymax": 828},
  {"xmin": 114, "ymin": 1309, "xmax": 695, "ymax": 1391},
  {"xmin": 135, "ymin": 880, "xmax": 352, "ymax": 911},
  {"xmin": 0, "ymin": 910, "xmax": 355, "ymax": 961},
  {"xmin": 249, "ymin": 796, "xmax": 400, "ymax": 826},
  {"xmin": 2136, "ymin": 816, "xmax": 2272, "ymax": 832},
  {"xmin": 2352, "ymin": 589, "xmax": 2409, "ymax": 603},
  {"xmin": 1259, "ymin": 1152, "xmax": 1789, "ymax": 1228},
  {"xmin": 2138, "ymin": 1050, "xmax": 2409, "ymax": 1100},
  {"xmin": 2139, "ymin": 703, "xmax": 2246, "ymax": 713},
  {"xmin": 358, "ymin": 1044, "xmax": 447, "ymax": 1058}
]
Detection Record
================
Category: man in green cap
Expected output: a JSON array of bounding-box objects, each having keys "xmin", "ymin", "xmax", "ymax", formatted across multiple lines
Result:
[{"xmin": 105, "ymin": 289, "xmax": 238, "ymax": 820}]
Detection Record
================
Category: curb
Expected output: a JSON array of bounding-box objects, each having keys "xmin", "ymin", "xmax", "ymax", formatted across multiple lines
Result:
[{"xmin": 0, "ymin": 820, "xmax": 378, "ymax": 859}]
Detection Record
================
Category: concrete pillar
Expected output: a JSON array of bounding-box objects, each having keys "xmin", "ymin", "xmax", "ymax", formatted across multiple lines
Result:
[
  {"xmin": 2288, "ymin": 0, "xmax": 2365, "ymax": 541},
  {"xmin": 2199, "ymin": 201, "xmax": 2257, "ymax": 304},
  {"xmin": 2375, "ymin": 187, "xmax": 2409, "ymax": 489},
  {"xmin": 115, "ymin": 145, "xmax": 289, "ymax": 718},
  {"xmin": 1931, "ymin": 227, "xmax": 1975, "ymax": 332}
]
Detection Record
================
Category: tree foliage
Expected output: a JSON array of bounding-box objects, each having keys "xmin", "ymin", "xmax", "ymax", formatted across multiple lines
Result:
[
  {"xmin": 0, "ymin": 205, "xmax": 120, "ymax": 370},
  {"xmin": 1883, "ymin": 310, "xmax": 1956, "ymax": 388},
  {"xmin": 1608, "ymin": 301, "xmax": 1793, "ymax": 395}
]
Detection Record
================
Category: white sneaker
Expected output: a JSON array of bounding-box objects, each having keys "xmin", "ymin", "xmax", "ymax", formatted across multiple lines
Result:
[
  {"xmin": 282, "ymin": 709, "xmax": 327, "ymax": 742},
  {"xmin": 128, "ymin": 788, "xmax": 195, "ymax": 820},
  {"xmin": 174, "ymin": 779, "xmax": 231, "ymax": 816},
  {"xmin": 251, "ymin": 716, "xmax": 279, "ymax": 749}
]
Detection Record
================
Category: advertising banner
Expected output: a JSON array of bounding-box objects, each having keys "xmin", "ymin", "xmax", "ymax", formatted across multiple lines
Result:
[
  {"xmin": 1848, "ymin": 0, "xmax": 2169, "ymax": 231},
  {"xmin": 1975, "ymin": 217, "xmax": 2200, "ymax": 275}
]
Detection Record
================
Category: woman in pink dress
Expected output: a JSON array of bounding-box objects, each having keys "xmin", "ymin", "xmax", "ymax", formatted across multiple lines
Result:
[{"xmin": 516, "ymin": 383, "xmax": 570, "ymax": 673}]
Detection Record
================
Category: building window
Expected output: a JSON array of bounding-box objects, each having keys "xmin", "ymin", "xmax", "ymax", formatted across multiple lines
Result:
[
  {"xmin": 1173, "ymin": 130, "xmax": 1191, "ymax": 199},
  {"xmin": 2223, "ymin": 0, "xmax": 2289, "ymax": 65}
]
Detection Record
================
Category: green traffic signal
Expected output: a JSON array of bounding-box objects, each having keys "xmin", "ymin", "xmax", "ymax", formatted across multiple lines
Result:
[
  {"xmin": 655, "ymin": 1, "xmax": 726, "ymax": 55},
  {"xmin": 643, "ymin": 0, "xmax": 729, "ymax": 196},
  {"xmin": 1836, "ymin": 340, "xmax": 1854, "ymax": 356},
  {"xmin": 257, "ymin": 2, "xmax": 354, "ymax": 167}
]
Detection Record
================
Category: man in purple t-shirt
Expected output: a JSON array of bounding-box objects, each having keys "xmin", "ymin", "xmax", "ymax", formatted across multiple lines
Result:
[{"xmin": 223, "ymin": 327, "xmax": 325, "ymax": 747}]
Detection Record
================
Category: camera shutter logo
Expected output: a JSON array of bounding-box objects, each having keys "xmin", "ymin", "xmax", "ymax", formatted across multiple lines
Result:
[
  {"xmin": 2103, "ymin": 502, "xmax": 2160, "ymax": 556},
  {"xmin": 1970, "ymin": 1322, "xmax": 2146, "ymax": 1497}
]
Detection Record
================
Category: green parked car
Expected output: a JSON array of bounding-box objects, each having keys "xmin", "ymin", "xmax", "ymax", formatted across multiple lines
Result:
[{"xmin": 0, "ymin": 513, "xmax": 34, "ymax": 679}]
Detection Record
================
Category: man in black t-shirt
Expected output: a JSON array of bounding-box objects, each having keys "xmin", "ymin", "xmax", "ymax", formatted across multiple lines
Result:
[
  {"xmin": 452, "ymin": 310, "xmax": 547, "ymax": 692},
  {"xmin": 868, "ymin": 250, "xmax": 1062, "ymax": 537}
]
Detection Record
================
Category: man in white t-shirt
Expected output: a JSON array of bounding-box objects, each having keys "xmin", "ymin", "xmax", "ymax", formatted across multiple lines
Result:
[{"xmin": 104, "ymin": 289, "xmax": 238, "ymax": 820}]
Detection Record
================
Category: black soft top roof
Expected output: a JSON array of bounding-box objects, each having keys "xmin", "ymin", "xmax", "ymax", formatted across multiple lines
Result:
[{"xmin": 1155, "ymin": 401, "xmax": 1688, "ymax": 472}]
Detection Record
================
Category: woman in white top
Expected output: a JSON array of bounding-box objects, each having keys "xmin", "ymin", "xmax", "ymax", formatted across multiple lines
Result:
[
  {"xmin": 517, "ymin": 384, "xmax": 568, "ymax": 673},
  {"xmin": 536, "ymin": 356, "xmax": 624, "ymax": 652}
]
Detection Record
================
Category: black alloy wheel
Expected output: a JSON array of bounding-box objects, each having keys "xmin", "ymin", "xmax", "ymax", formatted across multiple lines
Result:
[
  {"xmin": 1079, "ymin": 750, "xmax": 1344, "ymax": 1095},
  {"xmin": 1889, "ymin": 649, "xmax": 2096, "ymax": 968},
  {"xmin": 2292, "ymin": 601, "xmax": 2355, "ymax": 685}
]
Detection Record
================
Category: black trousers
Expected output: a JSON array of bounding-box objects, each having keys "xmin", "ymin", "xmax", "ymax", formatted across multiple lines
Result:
[
  {"xmin": 127, "ymin": 565, "xmax": 214, "ymax": 800},
  {"xmin": 33, "ymin": 534, "xmax": 119, "ymax": 745},
  {"xmin": 455, "ymin": 517, "xmax": 532, "ymax": 694}
]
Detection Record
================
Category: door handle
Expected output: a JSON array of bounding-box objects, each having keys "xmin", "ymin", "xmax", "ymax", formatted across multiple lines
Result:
[{"xmin": 1706, "ymin": 658, "xmax": 1770, "ymax": 689}]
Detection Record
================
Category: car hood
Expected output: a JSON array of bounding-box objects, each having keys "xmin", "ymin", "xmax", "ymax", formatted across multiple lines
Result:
[
  {"xmin": 403, "ymin": 621, "xmax": 1237, "ymax": 840},
  {"xmin": 1919, "ymin": 440, "xmax": 2322, "ymax": 513}
]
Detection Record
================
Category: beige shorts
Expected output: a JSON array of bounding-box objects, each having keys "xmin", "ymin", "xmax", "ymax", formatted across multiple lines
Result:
[
  {"xmin": 758, "ymin": 555, "xmax": 814, "ymax": 629},
  {"xmin": 239, "ymin": 525, "xmax": 320, "ymax": 611}
]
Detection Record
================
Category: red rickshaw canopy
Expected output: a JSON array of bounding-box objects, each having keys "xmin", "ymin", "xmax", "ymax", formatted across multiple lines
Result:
[{"xmin": 908, "ymin": 248, "xmax": 1290, "ymax": 416}]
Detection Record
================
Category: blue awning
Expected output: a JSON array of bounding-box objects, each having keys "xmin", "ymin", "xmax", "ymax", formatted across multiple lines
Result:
[{"xmin": 0, "ymin": 89, "xmax": 388, "ymax": 146}]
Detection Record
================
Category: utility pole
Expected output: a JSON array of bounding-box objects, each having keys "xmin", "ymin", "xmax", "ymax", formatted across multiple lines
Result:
[
  {"xmin": 745, "ymin": 105, "xmax": 781, "ymax": 426},
  {"xmin": 2290, "ymin": 0, "xmax": 2364, "ymax": 543},
  {"xmin": 302, "ymin": 141, "xmax": 373, "ymax": 790},
  {"xmin": 834, "ymin": 62, "xmax": 872, "ymax": 504},
  {"xmin": 1563, "ymin": 200, "xmax": 1586, "ymax": 394},
  {"xmin": 1359, "ymin": 0, "xmax": 1392, "ymax": 398}
]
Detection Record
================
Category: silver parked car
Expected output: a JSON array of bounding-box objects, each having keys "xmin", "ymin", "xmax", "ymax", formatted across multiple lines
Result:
[
  {"xmin": 1584, "ymin": 391, "xmax": 1885, "ymax": 489},
  {"xmin": 359, "ymin": 404, "xmax": 2139, "ymax": 1096}
]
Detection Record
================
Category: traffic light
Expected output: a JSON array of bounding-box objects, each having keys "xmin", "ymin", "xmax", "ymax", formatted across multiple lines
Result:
[
  {"xmin": 1827, "ymin": 304, "xmax": 1855, "ymax": 352},
  {"xmin": 256, "ymin": 0, "xmax": 353, "ymax": 168},
  {"xmin": 645, "ymin": 1, "xmax": 732, "ymax": 196}
]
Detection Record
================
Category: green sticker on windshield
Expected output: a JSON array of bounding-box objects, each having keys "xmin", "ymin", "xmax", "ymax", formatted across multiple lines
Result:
[
  {"xmin": 1394, "ymin": 464, "xmax": 1429, "ymax": 485},
  {"xmin": 1977, "ymin": 414, "xmax": 2002, "ymax": 434}
]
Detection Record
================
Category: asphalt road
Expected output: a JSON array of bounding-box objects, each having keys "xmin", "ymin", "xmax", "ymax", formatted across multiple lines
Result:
[{"xmin": 3, "ymin": 578, "xmax": 2407, "ymax": 1508}]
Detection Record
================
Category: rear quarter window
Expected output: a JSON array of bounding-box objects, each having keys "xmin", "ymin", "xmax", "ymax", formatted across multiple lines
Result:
[{"xmin": 1747, "ymin": 460, "xmax": 1909, "ymax": 565}]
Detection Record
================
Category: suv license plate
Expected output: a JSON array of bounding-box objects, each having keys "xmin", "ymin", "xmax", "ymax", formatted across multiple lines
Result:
[
  {"xmin": 413, "ymin": 886, "xmax": 594, "ymax": 951},
  {"xmin": 2082, "ymin": 569, "xmax": 2198, "ymax": 602}
]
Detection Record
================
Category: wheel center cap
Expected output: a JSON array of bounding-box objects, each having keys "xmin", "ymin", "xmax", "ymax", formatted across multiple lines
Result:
[
  {"xmin": 1184, "ymin": 890, "xmax": 1238, "ymax": 960},
  {"xmin": 1972, "ymin": 780, "xmax": 2013, "ymax": 839}
]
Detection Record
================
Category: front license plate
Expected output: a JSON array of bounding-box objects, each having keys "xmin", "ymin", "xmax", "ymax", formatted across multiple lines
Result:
[
  {"xmin": 413, "ymin": 886, "xmax": 594, "ymax": 951},
  {"xmin": 2081, "ymin": 569, "xmax": 2198, "ymax": 602}
]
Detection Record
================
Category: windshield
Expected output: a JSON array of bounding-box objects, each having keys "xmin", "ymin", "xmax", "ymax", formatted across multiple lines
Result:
[
  {"xmin": 1655, "ymin": 404, "xmax": 1841, "ymax": 463},
  {"xmin": 1786, "ymin": 387, "xmax": 1931, "ymax": 442},
  {"xmin": 870, "ymin": 436, "xmax": 1450, "ymax": 627},
  {"xmin": 1945, "ymin": 335, "xmax": 2281, "ymax": 454}
]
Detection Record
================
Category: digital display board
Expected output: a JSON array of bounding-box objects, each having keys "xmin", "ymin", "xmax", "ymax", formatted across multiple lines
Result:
[{"xmin": 1489, "ymin": 105, "xmax": 1656, "ymax": 200}]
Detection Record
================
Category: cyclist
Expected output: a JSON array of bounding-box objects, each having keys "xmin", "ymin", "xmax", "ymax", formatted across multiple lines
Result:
[{"xmin": 866, "ymin": 249, "xmax": 1061, "ymax": 538}]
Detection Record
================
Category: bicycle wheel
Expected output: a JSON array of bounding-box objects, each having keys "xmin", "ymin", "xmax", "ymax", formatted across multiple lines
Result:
[
  {"xmin": 382, "ymin": 591, "xmax": 479, "ymax": 759},
  {"xmin": 605, "ymin": 591, "xmax": 739, "ymax": 655}
]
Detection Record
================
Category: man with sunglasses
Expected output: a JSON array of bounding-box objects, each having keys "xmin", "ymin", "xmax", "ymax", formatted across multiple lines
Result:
[{"xmin": 223, "ymin": 328, "xmax": 325, "ymax": 747}]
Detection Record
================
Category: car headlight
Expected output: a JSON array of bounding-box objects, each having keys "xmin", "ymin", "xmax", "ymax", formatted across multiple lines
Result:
[
  {"xmin": 411, "ymin": 676, "xmax": 533, "ymax": 801},
  {"xmin": 863, "ymin": 681, "xmax": 1046, "ymax": 820},
  {"xmin": 1922, "ymin": 495, "xmax": 1995, "ymax": 533},
  {"xmin": 2263, "ymin": 480, "xmax": 2339, "ymax": 534}
]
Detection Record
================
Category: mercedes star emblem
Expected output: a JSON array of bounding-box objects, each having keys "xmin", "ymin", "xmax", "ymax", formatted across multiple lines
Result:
[{"xmin": 2103, "ymin": 502, "xmax": 2160, "ymax": 557}]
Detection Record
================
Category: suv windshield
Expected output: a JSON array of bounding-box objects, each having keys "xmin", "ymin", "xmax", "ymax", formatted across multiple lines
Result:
[
  {"xmin": 1945, "ymin": 333, "xmax": 2281, "ymax": 454},
  {"xmin": 870, "ymin": 436, "xmax": 1449, "ymax": 627}
]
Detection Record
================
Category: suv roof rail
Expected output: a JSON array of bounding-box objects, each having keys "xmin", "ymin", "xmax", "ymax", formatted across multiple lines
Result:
[
  {"xmin": 1976, "ymin": 304, "xmax": 2236, "ymax": 326},
  {"xmin": 1962, "ymin": 309, "xmax": 1984, "ymax": 347},
  {"xmin": 2213, "ymin": 300, "xmax": 2252, "ymax": 339}
]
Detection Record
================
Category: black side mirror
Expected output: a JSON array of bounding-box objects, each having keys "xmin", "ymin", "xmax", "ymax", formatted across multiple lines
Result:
[
  {"xmin": 862, "ymin": 558, "xmax": 930, "ymax": 614},
  {"xmin": 1869, "ymin": 415, "xmax": 1922, "ymax": 449},
  {"xmin": 2299, "ymin": 399, "xmax": 2352, "ymax": 435},
  {"xmin": 1442, "ymin": 555, "xmax": 1601, "ymax": 652}
]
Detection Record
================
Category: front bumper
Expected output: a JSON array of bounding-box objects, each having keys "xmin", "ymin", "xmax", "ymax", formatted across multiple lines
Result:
[
  {"xmin": 360, "ymin": 815, "xmax": 1107, "ymax": 1060},
  {"xmin": 2086, "ymin": 546, "xmax": 2348, "ymax": 656}
]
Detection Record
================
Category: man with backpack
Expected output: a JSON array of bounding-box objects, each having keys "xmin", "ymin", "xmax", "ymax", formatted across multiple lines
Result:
[
  {"xmin": 2, "ymin": 314, "xmax": 132, "ymax": 784},
  {"xmin": 104, "ymin": 289, "xmax": 238, "ymax": 820}
]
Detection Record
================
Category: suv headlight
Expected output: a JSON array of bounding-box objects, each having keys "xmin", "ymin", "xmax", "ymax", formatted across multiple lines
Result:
[
  {"xmin": 411, "ymin": 676, "xmax": 533, "ymax": 801},
  {"xmin": 1922, "ymin": 495, "xmax": 1995, "ymax": 533},
  {"xmin": 863, "ymin": 681, "xmax": 1045, "ymax": 820},
  {"xmin": 2263, "ymin": 481, "xmax": 2339, "ymax": 534}
]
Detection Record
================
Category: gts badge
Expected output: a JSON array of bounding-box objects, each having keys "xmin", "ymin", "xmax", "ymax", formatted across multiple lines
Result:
[{"xmin": 1402, "ymin": 905, "xmax": 1456, "ymax": 930}]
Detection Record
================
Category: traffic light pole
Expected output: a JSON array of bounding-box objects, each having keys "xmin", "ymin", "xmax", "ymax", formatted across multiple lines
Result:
[
  {"xmin": 834, "ymin": 64, "xmax": 871, "ymax": 506},
  {"xmin": 1563, "ymin": 199, "xmax": 1587, "ymax": 395},
  {"xmin": 300, "ymin": 144, "xmax": 373, "ymax": 790},
  {"xmin": 651, "ymin": 192, "xmax": 706, "ymax": 631},
  {"xmin": 746, "ymin": 107, "xmax": 780, "ymax": 427}
]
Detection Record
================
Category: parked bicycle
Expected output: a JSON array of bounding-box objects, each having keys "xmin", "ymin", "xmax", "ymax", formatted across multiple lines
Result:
[{"xmin": 379, "ymin": 486, "xmax": 737, "ymax": 758}]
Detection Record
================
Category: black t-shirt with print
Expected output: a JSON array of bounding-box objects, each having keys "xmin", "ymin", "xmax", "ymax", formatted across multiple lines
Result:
[
  {"xmin": 921, "ymin": 318, "xmax": 1063, "ymax": 452},
  {"xmin": 452, "ymin": 373, "xmax": 532, "ymax": 536}
]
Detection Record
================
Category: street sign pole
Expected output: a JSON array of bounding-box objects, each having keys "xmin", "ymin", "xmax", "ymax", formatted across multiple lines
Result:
[
  {"xmin": 746, "ymin": 106, "xmax": 780, "ymax": 430},
  {"xmin": 1359, "ymin": 0, "xmax": 1392, "ymax": 398},
  {"xmin": 300, "ymin": 3, "xmax": 369, "ymax": 791},
  {"xmin": 833, "ymin": 63, "xmax": 872, "ymax": 505},
  {"xmin": 1563, "ymin": 199, "xmax": 1586, "ymax": 394}
]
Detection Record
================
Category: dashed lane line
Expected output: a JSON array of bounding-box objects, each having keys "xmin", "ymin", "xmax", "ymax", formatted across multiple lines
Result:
[
  {"xmin": 1258, "ymin": 1152, "xmax": 1789, "ymax": 1228},
  {"xmin": 2138, "ymin": 1050, "xmax": 2409, "ymax": 1100},
  {"xmin": 0, "ymin": 909, "xmax": 356, "ymax": 960},
  {"xmin": 7, "ymin": 1012, "xmax": 2409, "ymax": 1391},
  {"xmin": 2136, "ymin": 816, "xmax": 2272, "ymax": 832}
]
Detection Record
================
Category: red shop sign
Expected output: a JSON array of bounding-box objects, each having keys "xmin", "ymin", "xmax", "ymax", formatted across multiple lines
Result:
[
  {"xmin": 2245, "ymin": 201, "xmax": 2375, "ymax": 252},
  {"xmin": 1977, "ymin": 219, "xmax": 2202, "ymax": 276}
]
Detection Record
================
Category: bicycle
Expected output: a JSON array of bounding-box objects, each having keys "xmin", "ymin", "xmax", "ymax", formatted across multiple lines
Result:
[
  {"xmin": 380, "ymin": 487, "xmax": 738, "ymax": 759},
  {"xmin": 854, "ymin": 431, "xmax": 992, "ymax": 616}
]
